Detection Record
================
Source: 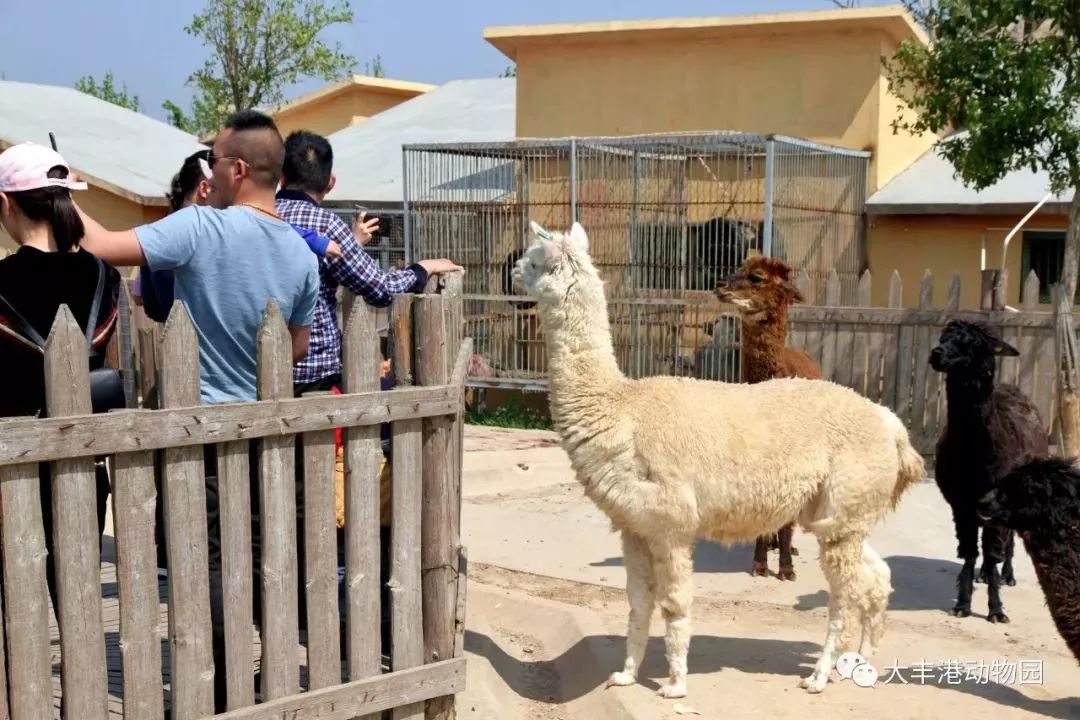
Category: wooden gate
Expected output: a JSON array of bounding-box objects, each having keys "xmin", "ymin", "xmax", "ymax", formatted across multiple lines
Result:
[{"xmin": 0, "ymin": 281, "xmax": 469, "ymax": 719}]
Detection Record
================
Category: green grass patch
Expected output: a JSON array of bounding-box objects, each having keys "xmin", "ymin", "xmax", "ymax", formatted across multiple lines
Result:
[{"xmin": 466, "ymin": 399, "xmax": 554, "ymax": 430}]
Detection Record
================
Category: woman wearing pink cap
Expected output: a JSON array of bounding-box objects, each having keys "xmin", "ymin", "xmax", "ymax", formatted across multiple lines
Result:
[{"xmin": 0, "ymin": 142, "xmax": 119, "ymax": 637}]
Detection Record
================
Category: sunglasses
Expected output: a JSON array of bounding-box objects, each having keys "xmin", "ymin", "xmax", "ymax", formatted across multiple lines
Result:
[{"xmin": 206, "ymin": 153, "xmax": 242, "ymax": 169}]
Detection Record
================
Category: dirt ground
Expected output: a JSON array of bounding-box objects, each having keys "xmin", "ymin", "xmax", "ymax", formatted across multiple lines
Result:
[{"xmin": 457, "ymin": 426, "xmax": 1080, "ymax": 720}]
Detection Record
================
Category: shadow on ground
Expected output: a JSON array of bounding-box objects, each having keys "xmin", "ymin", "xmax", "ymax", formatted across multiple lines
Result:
[
  {"xmin": 467, "ymin": 630, "xmax": 1080, "ymax": 717},
  {"xmin": 795, "ymin": 555, "xmax": 964, "ymax": 613},
  {"xmin": 590, "ymin": 541, "xmax": 757, "ymax": 574}
]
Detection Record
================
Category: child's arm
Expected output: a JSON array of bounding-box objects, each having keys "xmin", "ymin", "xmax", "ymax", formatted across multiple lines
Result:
[{"xmin": 290, "ymin": 223, "xmax": 341, "ymax": 258}]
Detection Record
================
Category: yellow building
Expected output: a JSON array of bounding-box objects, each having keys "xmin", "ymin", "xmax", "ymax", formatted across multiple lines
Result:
[
  {"xmin": 485, "ymin": 5, "xmax": 934, "ymax": 194},
  {"xmin": 202, "ymin": 75, "xmax": 438, "ymax": 146},
  {"xmin": 0, "ymin": 80, "xmax": 208, "ymax": 250},
  {"xmin": 485, "ymin": 5, "xmax": 1074, "ymax": 310}
]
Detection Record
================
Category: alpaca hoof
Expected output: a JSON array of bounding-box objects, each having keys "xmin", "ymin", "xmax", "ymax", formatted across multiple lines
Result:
[
  {"xmin": 657, "ymin": 682, "xmax": 687, "ymax": 699},
  {"xmin": 606, "ymin": 671, "xmax": 637, "ymax": 688},
  {"xmin": 751, "ymin": 562, "xmax": 769, "ymax": 577},
  {"xmin": 975, "ymin": 571, "xmax": 987, "ymax": 584},
  {"xmin": 800, "ymin": 670, "xmax": 830, "ymax": 693},
  {"xmin": 790, "ymin": 547, "xmax": 800, "ymax": 557},
  {"xmin": 951, "ymin": 606, "xmax": 972, "ymax": 618},
  {"xmin": 778, "ymin": 566, "xmax": 797, "ymax": 581},
  {"xmin": 988, "ymin": 611, "xmax": 1011, "ymax": 624},
  {"xmin": 1003, "ymin": 572, "xmax": 1017, "ymax": 587}
]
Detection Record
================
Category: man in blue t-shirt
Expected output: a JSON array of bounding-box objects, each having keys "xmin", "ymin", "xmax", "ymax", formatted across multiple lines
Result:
[{"xmin": 78, "ymin": 110, "xmax": 319, "ymax": 712}]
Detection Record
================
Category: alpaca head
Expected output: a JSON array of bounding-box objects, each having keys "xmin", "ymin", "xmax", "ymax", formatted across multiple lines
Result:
[
  {"xmin": 978, "ymin": 456, "xmax": 1080, "ymax": 533},
  {"xmin": 715, "ymin": 255, "xmax": 803, "ymax": 324},
  {"xmin": 929, "ymin": 319, "xmax": 1018, "ymax": 376},
  {"xmin": 513, "ymin": 221, "xmax": 602, "ymax": 307}
]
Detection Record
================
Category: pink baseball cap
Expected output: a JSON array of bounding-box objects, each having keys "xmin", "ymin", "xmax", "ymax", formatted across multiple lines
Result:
[{"xmin": 0, "ymin": 142, "xmax": 87, "ymax": 193}]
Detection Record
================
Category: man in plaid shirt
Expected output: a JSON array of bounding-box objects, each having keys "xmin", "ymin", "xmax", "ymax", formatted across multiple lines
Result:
[{"xmin": 276, "ymin": 130, "xmax": 462, "ymax": 395}]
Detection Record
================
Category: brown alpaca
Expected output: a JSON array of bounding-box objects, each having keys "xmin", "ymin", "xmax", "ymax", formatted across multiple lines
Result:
[{"xmin": 716, "ymin": 255, "xmax": 822, "ymax": 580}]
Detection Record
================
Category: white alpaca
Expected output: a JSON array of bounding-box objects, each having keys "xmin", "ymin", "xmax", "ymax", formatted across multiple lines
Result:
[{"xmin": 513, "ymin": 221, "xmax": 924, "ymax": 697}]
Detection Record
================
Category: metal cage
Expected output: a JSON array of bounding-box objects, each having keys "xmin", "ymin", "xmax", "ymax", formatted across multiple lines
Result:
[{"xmin": 402, "ymin": 132, "xmax": 870, "ymax": 389}]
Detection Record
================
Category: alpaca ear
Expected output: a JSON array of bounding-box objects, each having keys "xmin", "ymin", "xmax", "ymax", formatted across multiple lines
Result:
[
  {"xmin": 568, "ymin": 222, "xmax": 590, "ymax": 252},
  {"xmin": 994, "ymin": 341, "xmax": 1020, "ymax": 357},
  {"xmin": 782, "ymin": 281, "xmax": 805, "ymax": 305}
]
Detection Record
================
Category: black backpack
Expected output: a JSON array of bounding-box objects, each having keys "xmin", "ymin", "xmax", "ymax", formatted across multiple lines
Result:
[{"xmin": 0, "ymin": 255, "xmax": 126, "ymax": 414}]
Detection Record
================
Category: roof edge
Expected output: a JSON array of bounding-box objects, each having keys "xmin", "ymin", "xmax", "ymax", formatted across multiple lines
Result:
[
  {"xmin": 867, "ymin": 201, "xmax": 1072, "ymax": 216},
  {"xmin": 272, "ymin": 74, "xmax": 438, "ymax": 119},
  {"xmin": 484, "ymin": 5, "xmax": 927, "ymax": 61}
]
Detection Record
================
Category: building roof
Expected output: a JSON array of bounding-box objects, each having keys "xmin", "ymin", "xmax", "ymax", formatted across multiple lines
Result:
[
  {"xmin": 325, "ymin": 78, "xmax": 516, "ymax": 204},
  {"xmin": 485, "ymin": 5, "xmax": 927, "ymax": 61},
  {"xmin": 0, "ymin": 80, "xmax": 206, "ymax": 206},
  {"xmin": 867, "ymin": 133, "xmax": 1075, "ymax": 215},
  {"xmin": 273, "ymin": 75, "xmax": 437, "ymax": 118}
]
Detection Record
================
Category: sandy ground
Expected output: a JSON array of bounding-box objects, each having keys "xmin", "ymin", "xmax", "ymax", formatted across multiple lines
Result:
[{"xmin": 457, "ymin": 426, "xmax": 1080, "ymax": 720}]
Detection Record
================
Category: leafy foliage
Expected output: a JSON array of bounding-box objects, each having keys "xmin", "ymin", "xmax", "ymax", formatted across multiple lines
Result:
[
  {"xmin": 164, "ymin": 0, "xmax": 357, "ymax": 135},
  {"xmin": 501, "ymin": 66, "xmax": 517, "ymax": 78},
  {"xmin": 74, "ymin": 71, "xmax": 140, "ymax": 112},
  {"xmin": 363, "ymin": 54, "xmax": 385, "ymax": 78}
]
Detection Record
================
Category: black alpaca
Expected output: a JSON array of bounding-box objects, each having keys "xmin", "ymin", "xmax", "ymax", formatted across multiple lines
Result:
[
  {"xmin": 979, "ymin": 457, "xmax": 1080, "ymax": 663},
  {"xmin": 930, "ymin": 320, "xmax": 1048, "ymax": 622}
]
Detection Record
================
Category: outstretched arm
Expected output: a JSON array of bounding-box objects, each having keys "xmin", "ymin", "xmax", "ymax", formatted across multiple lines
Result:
[{"xmin": 75, "ymin": 205, "xmax": 146, "ymax": 267}]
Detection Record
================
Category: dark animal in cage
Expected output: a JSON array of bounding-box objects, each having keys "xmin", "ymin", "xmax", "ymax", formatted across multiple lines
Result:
[
  {"xmin": 502, "ymin": 248, "xmax": 537, "ymax": 309},
  {"xmin": 635, "ymin": 217, "xmax": 763, "ymax": 292}
]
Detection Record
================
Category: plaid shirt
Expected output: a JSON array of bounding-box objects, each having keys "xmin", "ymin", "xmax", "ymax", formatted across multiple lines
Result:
[{"xmin": 276, "ymin": 190, "xmax": 428, "ymax": 385}]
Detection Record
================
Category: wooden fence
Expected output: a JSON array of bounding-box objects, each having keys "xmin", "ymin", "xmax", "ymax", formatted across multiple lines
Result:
[
  {"xmin": 0, "ymin": 279, "xmax": 470, "ymax": 719},
  {"xmin": 787, "ymin": 268, "xmax": 1060, "ymax": 455}
]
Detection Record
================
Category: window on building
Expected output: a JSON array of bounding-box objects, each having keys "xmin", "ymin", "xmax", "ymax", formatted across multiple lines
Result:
[{"xmin": 1020, "ymin": 230, "xmax": 1071, "ymax": 304}]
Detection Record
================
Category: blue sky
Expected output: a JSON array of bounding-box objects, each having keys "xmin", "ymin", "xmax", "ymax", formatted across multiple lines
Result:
[{"xmin": 0, "ymin": 0, "xmax": 893, "ymax": 122}]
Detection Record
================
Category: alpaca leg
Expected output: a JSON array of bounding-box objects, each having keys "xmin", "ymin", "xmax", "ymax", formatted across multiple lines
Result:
[
  {"xmin": 952, "ymin": 511, "xmax": 979, "ymax": 618},
  {"xmin": 777, "ymin": 524, "xmax": 796, "ymax": 581},
  {"xmin": 751, "ymin": 535, "xmax": 770, "ymax": 577},
  {"xmin": 801, "ymin": 536, "xmax": 863, "ymax": 693},
  {"xmin": 858, "ymin": 542, "xmax": 893, "ymax": 658},
  {"xmin": 983, "ymin": 523, "xmax": 1010, "ymax": 623},
  {"xmin": 608, "ymin": 531, "xmax": 655, "ymax": 688},
  {"xmin": 1001, "ymin": 531, "xmax": 1017, "ymax": 587},
  {"xmin": 653, "ymin": 541, "xmax": 694, "ymax": 699}
]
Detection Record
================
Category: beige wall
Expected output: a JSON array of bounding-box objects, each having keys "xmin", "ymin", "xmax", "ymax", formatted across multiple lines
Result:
[
  {"xmin": 275, "ymin": 90, "xmax": 415, "ymax": 138},
  {"xmin": 867, "ymin": 213, "xmax": 1071, "ymax": 309},
  {"xmin": 0, "ymin": 185, "xmax": 166, "ymax": 251},
  {"xmin": 513, "ymin": 28, "xmax": 934, "ymax": 193}
]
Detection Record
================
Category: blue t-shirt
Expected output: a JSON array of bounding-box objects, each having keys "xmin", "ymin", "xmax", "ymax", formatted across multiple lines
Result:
[{"xmin": 136, "ymin": 205, "xmax": 319, "ymax": 405}]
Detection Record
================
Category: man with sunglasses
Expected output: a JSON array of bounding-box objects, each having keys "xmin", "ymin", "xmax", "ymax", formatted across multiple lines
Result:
[{"xmin": 77, "ymin": 109, "xmax": 320, "ymax": 712}]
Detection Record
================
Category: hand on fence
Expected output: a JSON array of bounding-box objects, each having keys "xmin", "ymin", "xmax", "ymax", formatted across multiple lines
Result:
[
  {"xmin": 418, "ymin": 258, "xmax": 465, "ymax": 276},
  {"xmin": 353, "ymin": 211, "xmax": 379, "ymax": 247}
]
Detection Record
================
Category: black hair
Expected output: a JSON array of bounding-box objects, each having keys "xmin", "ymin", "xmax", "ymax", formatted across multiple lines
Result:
[
  {"xmin": 5, "ymin": 166, "xmax": 85, "ymax": 253},
  {"xmin": 283, "ymin": 130, "xmax": 333, "ymax": 195},
  {"xmin": 220, "ymin": 110, "xmax": 285, "ymax": 189},
  {"xmin": 167, "ymin": 149, "xmax": 210, "ymax": 212}
]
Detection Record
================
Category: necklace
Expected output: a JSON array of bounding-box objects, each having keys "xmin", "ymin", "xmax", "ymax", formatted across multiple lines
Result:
[{"xmin": 238, "ymin": 202, "xmax": 282, "ymax": 221}]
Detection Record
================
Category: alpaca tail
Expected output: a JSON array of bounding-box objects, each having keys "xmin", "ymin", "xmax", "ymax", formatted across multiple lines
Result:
[{"xmin": 883, "ymin": 407, "xmax": 925, "ymax": 508}]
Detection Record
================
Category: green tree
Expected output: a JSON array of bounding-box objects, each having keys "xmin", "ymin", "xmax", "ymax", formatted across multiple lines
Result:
[
  {"xmin": 74, "ymin": 71, "xmax": 140, "ymax": 112},
  {"xmin": 363, "ymin": 54, "xmax": 385, "ymax": 78},
  {"xmin": 500, "ymin": 66, "xmax": 516, "ymax": 78},
  {"xmin": 887, "ymin": 1, "xmax": 1079, "ymax": 299},
  {"xmin": 164, "ymin": 0, "xmax": 357, "ymax": 135}
]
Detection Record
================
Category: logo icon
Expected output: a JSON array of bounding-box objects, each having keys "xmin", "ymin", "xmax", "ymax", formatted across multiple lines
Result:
[{"xmin": 836, "ymin": 652, "xmax": 879, "ymax": 688}]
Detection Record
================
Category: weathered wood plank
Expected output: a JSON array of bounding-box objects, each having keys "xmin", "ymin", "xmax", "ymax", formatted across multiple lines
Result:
[
  {"xmin": 1019, "ymin": 272, "xmax": 1040, "ymax": 407},
  {"xmin": 302, "ymin": 428, "xmax": 341, "ymax": 692},
  {"xmin": 453, "ymin": 547, "xmax": 468, "ymax": 661},
  {"xmin": 981, "ymin": 270, "xmax": 996, "ymax": 311},
  {"xmin": 831, "ymin": 271, "xmax": 855, "ymax": 389},
  {"xmin": 209, "ymin": 658, "xmax": 466, "ymax": 720},
  {"xmin": 255, "ymin": 301, "xmax": 301, "ymax": 702},
  {"xmin": 391, "ymin": 295, "xmax": 415, "ymax": 387},
  {"xmin": 440, "ymin": 272, "xmax": 465, "ymax": 373},
  {"xmin": 415, "ymin": 295, "xmax": 460, "ymax": 720},
  {"xmin": 159, "ymin": 303, "xmax": 215, "ymax": 719},
  {"xmin": 909, "ymin": 272, "xmax": 934, "ymax": 438},
  {"xmin": 881, "ymin": 273, "xmax": 903, "ymax": 410},
  {"xmin": 786, "ymin": 307, "xmax": 1060, "ymax": 329},
  {"xmin": 390, "ymin": 419, "xmax": 424, "ymax": 720},
  {"xmin": 0, "ymin": 463, "xmax": 53, "ymax": 720},
  {"xmin": 112, "ymin": 451, "xmax": 165, "ymax": 720},
  {"xmin": 44, "ymin": 306, "xmax": 108, "ymax": 720},
  {"xmin": 137, "ymin": 327, "xmax": 159, "ymax": 410},
  {"xmin": 217, "ymin": 440, "xmax": 255, "ymax": 710},
  {"xmin": 895, "ymin": 272, "xmax": 918, "ymax": 426},
  {"xmin": 0, "ymin": 385, "xmax": 461, "ymax": 467},
  {"xmin": 118, "ymin": 280, "xmax": 138, "ymax": 408},
  {"xmin": 851, "ymin": 271, "xmax": 872, "ymax": 396},
  {"xmin": 926, "ymin": 276, "xmax": 960, "ymax": 440},
  {"xmin": 341, "ymin": 300, "xmax": 383, "ymax": 686}
]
